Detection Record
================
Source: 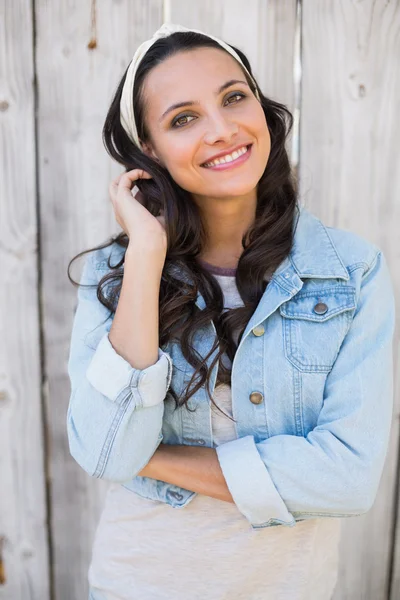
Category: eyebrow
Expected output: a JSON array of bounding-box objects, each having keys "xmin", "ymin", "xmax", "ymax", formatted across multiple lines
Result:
[{"xmin": 159, "ymin": 79, "xmax": 249, "ymax": 123}]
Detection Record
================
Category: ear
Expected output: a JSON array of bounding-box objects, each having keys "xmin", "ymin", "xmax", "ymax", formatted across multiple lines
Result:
[{"xmin": 140, "ymin": 140, "xmax": 161, "ymax": 164}]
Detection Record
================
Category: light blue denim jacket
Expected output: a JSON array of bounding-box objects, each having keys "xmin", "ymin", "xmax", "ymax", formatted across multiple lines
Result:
[{"xmin": 67, "ymin": 206, "xmax": 396, "ymax": 530}]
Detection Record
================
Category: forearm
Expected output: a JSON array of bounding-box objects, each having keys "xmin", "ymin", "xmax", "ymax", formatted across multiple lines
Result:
[
  {"xmin": 109, "ymin": 243, "xmax": 166, "ymax": 370},
  {"xmin": 139, "ymin": 444, "xmax": 234, "ymax": 503}
]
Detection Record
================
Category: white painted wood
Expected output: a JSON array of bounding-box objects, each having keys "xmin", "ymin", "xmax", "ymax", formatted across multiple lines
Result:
[
  {"xmin": 300, "ymin": 2, "xmax": 400, "ymax": 599},
  {"xmin": 34, "ymin": 1, "xmax": 163, "ymax": 597},
  {"xmin": 0, "ymin": 1, "xmax": 50, "ymax": 598}
]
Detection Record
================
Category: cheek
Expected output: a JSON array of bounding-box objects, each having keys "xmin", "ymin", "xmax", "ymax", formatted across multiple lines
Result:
[
  {"xmin": 163, "ymin": 139, "xmax": 196, "ymax": 171},
  {"xmin": 253, "ymin": 109, "xmax": 269, "ymax": 139},
  {"xmin": 163, "ymin": 139, "xmax": 203, "ymax": 187},
  {"xmin": 262, "ymin": 126, "xmax": 271, "ymax": 152},
  {"xmin": 256, "ymin": 118, "xmax": 271, "ymax": 158},
  {"xmin": 162, "ymin": 147, "xmax": 199, "ymax": 190}
]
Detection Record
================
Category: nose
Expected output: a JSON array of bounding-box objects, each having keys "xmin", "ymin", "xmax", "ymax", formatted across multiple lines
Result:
[{"xmin": 202, "ymin": 111, "xmax": 239, "ymax": 145}]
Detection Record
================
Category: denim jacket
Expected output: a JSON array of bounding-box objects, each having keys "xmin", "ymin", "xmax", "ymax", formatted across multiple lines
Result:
[{"xmin": 67, "ymin": 206, "xmax": 396, "ymax": 530}]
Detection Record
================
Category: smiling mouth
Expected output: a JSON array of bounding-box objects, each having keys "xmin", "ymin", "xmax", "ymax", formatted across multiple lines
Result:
[{"xmin": 200, "ymin": 144, "xmax": 253, "ymax": 169}]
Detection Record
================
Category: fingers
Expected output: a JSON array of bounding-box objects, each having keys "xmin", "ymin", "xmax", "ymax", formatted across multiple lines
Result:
[
  {"xmin": 109, "ymin": 169, "xmax": 152, "ymax": 202},
  {"xmin": 109, "ymin": 173, "xmax": 123, "ymax": 195},
  {"xmin": 120, "ymin": 170, "xmax": 152, "ymax": 191},
  {"xmin": 110, "ymin": 169, "xmax": 152, "ymax": 191}
]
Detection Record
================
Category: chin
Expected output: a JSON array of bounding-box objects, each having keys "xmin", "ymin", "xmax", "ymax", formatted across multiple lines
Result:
[
  {"xmin": 207, "ymin": 185, "xmax": 256, "ymax": 198},
  {"xmin": 219, "ymin": 176, "xmax": 261, "ymax": 193}
]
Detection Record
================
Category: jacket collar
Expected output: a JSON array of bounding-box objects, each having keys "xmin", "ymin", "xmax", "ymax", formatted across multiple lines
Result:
[
  {"xmin": 273, "ymin": 204, "xmax": 349, "ymax": 282},
  {"xmin": 168, "ymin": 204, "xmax": 350, "ymax": 310}
]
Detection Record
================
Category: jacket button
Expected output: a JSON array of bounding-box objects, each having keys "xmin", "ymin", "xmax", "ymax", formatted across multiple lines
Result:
[
  {"xmin": 252, "ymin": 324, "xmax": 265, "ymax": 336},
  {"xmin": 313, "ymin": 302, "xmax": 328, "ymax": 315},
  {"xmin": 249, "ymin": 391, "xmax": 264, "ymax": 404}
]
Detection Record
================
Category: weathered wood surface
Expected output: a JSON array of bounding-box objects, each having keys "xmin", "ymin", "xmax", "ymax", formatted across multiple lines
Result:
[
  {"xmin": 300, "ymin": 2, "xmax": 400, "ymax": 599},
  {"xmin": 0, "ymin": 0, "xmax": 50, "ymax": 598},
  {"xmin": 1, "ymin": 1, "xmax": 399, "ymax": 598},
  {"xmin": 34, "ymin": 1, "xmax": 164, "ymax": 598}
]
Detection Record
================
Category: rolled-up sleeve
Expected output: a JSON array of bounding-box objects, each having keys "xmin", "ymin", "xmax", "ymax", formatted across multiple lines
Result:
[
  {"xmin": 67, "ymin": 247, "xmax": 173, "ymax": 482},
  {"xmin": 216, "ymin": 250, "xmax": 395, "ymax": 529},
  {"xmin": 86, "ymin": 332, "xmax": 173, "ymax": 408}
]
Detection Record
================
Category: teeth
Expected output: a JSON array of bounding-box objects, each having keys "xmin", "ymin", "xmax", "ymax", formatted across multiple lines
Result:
[{"xmin": 203, "ymin": 145, "xmax": 248, "ymax": 168}]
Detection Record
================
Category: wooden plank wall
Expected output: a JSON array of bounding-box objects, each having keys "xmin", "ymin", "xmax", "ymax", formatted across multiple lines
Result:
[
  {"xmin": 0, "ymin": 1, "xmax": 399, "ymax": 598},
  {"xmin": 35, "ymin": 2, "xmax": 164, "ymax": 598},
  {"xmin": 0, "ymin": 1, "xmax": 50, "ymax": 598},
  {"xmin": 301, "ymin": 3, "xmax": 400, "ymax": 598}
]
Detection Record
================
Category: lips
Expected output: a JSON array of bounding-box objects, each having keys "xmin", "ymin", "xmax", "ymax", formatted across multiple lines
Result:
[
  {"xmin": 200, "ymin": 144, "xmax": 252, "ymax": 167},
  {"xmin": 200, "ymin": 144, "xmax": 253, "ymax": 171}
]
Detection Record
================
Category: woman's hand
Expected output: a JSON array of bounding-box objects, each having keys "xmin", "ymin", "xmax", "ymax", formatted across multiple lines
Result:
[{"xmin": 109, "ymin": 169, "xmax": 167, "ymax": 252}]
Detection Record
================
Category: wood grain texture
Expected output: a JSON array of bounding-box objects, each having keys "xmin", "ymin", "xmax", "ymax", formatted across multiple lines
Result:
[
  {"xmin": 34, "ymin": 1, "xmax": 163, "ymax": 597},
  {"xmin": 300, "ymin": 2, "xmax": 400, "ymax": 599},
  {"xmin": 0, "ymin": 1, "xmax": 50, "ymax": 599}
]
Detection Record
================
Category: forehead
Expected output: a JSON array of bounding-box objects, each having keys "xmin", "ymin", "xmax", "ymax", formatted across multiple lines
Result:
[{"xmin": 142, "ymin": 47, "xmax": 246, "ymax": 115}]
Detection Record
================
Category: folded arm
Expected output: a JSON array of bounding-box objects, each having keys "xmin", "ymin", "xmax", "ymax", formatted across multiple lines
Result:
[
  {"xmin": 215, "ymin": 250, "xmax": 395, "ymax": 528},
  {"xmin": 140, "ymin": 251, "xmax": 395, "ymax": 530},
  {"xmin": 139, "ymin": 444, "xmax": 234, "ymax": 503}
]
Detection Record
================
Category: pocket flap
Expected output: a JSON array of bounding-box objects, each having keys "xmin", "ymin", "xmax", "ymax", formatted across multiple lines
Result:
[{"xmin": 280, "ymin": 286, "xmax": 357, "ymax": 322}]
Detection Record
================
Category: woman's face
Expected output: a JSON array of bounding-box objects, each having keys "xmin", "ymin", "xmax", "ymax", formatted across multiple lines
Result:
[{"xmin": 140, "ymin": 47, "xmax": 271, "ymax": 199}]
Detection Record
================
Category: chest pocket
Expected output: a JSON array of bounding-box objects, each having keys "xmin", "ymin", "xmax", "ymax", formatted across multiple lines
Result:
[{"xmin": 279, "ymin": 286, "xmax": 357, "ymax": 373}]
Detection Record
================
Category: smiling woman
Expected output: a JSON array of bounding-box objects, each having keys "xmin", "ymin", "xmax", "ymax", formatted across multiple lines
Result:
[
  {"xmin": 137, "ymin": 46, "xmax": 270, "ymax": 203},
  {"xmin": 66, "ymin": 20, "xmax": 395, "ymax": 600}
]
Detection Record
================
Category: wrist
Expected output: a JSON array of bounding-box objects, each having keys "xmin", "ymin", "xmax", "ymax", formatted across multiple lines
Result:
[{"xmin": 125, "ymin": 241, "xmax": 166, "ymax": 265}]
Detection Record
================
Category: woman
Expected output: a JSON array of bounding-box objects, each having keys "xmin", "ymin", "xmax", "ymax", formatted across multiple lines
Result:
[{"xmin": 67, "ymin": 22, "xmax": 395, "ymax": 600}]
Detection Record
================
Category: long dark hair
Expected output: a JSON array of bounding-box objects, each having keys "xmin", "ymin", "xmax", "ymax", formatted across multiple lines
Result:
[{"xmin": 68, "ymin": 30, "xmax": 299, "ymax": 420}]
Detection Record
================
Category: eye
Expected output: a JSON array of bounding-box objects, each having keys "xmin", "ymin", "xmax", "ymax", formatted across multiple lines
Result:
[
  {"xmin": 226, "ymin": 92, "xmax": 245, "ymax": 104},
  {"xmin": 172, "ymin": 114, "xmax": 196, "ymax": 128},
  {"xmin": 171, "ymin": 92, "xmax": 247, "ymax": 129}
]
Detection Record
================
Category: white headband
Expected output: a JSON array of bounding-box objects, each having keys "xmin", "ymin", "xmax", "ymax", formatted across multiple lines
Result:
[{"xmin": 120, "ymin": 22, "xmax": 261, "ymax": 148}]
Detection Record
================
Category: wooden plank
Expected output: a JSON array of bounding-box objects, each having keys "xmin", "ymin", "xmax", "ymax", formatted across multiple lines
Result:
[
  {"xmin": 0, "ymin": 1, "xmax": 50, "ymax": 598},
  {"xmin": 34, "ymin": 1, "xmax": 163, "ymax": 597},
  {"xmin": 301, "ymin": 2, "xmax": 400, "ymax": 598}
]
